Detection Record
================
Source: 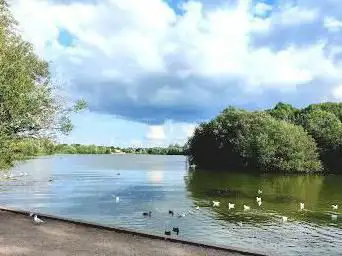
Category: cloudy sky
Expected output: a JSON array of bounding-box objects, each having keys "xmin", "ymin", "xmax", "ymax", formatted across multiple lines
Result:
[{"xmin": 9, "ymin": 0, "xmax": 342, "ymax": 147}]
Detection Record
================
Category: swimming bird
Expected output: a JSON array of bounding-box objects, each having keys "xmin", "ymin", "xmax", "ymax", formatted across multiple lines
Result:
[
  {"xmin": 243, "ymin": 205, "xmax": 250, "ymax": 211},
  {"xmin": 164, "ymin": 231, "xmax": 171, "ymax": 236},
  {"xmin": 143, "ymin": 211, "xmax": 152, "ymax": 217},
  {"xmin": 332, "ymin": 205, "xmax": 338, "ymax": 210},
  {"xmin": 33, "ymin": 215, "xmax": 44, "ymax": 225},
  {"xmin": 258, "ymin": 189, "xmax": 262, "ymax": 194},
  {"xmin": 257, "ymin": 201, "xmax": 262, "ymax": 207},
  {"xmin": 195, "ymin": 206, "xmax": 200, "ymax": 210},
  {"xmin": 282, "ymin": 216, "xmax": 288, "ymax": 222},
  {"xmin": 331, "ymin": 214, "xmax": 338, "ymax": 221},
  {"xmin": 168, "ymin": 210, "xmax": 174, "ymax": 216},
  {"xmin": 172, "ymin": 227, "xmax": 179, "ymax": 235},
  {"xmin": 213, "ymin": 201, "xmax": 220, "ymax": 207},
  {"xmin": 228, "ymin": 203, "xmax": 235, "ymax": 209},
  {"xmin": 256, "ymin": 197, "xmax": 262, "ymax": 203},
  {"xmin": 300, "ymin": 203, "xmax": 305, "ymax": 210}
]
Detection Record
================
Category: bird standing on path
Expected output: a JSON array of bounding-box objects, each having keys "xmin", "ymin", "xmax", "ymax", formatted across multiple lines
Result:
[{"xmin": 33, "ymin": 215, "xmax": 44, "ymax": 225}]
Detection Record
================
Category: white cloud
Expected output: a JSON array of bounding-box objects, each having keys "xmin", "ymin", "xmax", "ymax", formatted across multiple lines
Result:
[
  {"xmin": 332, "ymin": 85, "xmax": 342, "ymax": 100},
  {"xmin": 254, "ymin": 2, "xmax": 272, "ymax": 17},
  {"xmin": 8, "ymin": 0, "xmax": 342, "ymax": 125},
  {"xmin": 146, "ymin": 126, "xmax": 166, "ymax": 141}
]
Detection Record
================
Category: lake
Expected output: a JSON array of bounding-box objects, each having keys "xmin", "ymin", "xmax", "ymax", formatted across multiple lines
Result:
[{"xmin": 1, "ymin": 154, "xmax": 342, "ymax": 255}]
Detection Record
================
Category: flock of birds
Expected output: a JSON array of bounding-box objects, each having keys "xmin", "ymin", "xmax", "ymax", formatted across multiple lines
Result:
[{"xmin": 210, "ymin": 189, "xmax": 339, "ymax": 223}]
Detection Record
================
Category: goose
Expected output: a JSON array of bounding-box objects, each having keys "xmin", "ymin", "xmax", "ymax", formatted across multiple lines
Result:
[
  {"xmin": 228, "ymin": 203, "xmax": 235, "ymax": 209},
  {"xmin": 164, "ymin": 231, "xmax": 171, "ymax": 236},
  {"xmin": 300, "ymin": 203, "xmax": 305, "ymax": 210},
  {"xmin": 212, "ymin": 201, "xmax": 220, "ymax": 207},
  {"xmin": 33, "ymin": 215, "xmax": 44, "ymax": 225},
  {"xmin": 257, "ymin": 201, "xmax": 262, "ymax": 207},
  {"xmin": 243, "ymin": 205, "xmax": 250, "ymax": 211},
  {"xmin": 282, "ymin": 216, "xmax": 288, "ymax": 222},
  {"xmin": 172, "ymin": 227, "xmax": 179, "ymax": 235},
  {"xmin": 256, "ymin": 197, "xmax": 262, "ymax": 203},
  {"xmin": 168, "ymin": 210, "xmax": 174, "ymax": 216},
  {"xmin": 332, "ymin": 205, "xmax": 338, "ymax": 210},
  {"xmin": 331, "ymin": 214, "xmax": 338, "ymax": 221},
  {"xmin": 143, "ymin": 211, "xmax": 152, "ymax": 217},
  {"xmin": 258, "ymin": 189, "xmax": 262, "ymax": 194}
]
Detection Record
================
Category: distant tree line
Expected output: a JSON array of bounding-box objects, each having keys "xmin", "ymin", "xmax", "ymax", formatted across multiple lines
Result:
[
  {"xmin": 186, "ymin": 102, "xmax": 342, "ymax": 174},
  {"xmin": 11, "ymin": 140, "xmax": 185, "ymax": 157}
]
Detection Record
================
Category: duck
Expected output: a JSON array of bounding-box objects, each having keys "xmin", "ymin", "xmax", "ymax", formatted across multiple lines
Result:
[
  {"xmin": 168, "ymin": 210, "xmax": 174, "ymax": 216},
  {"xmin": 143, "ymin": 211, "xmax": 152, "ymax": 217},
  {"xmin": 228, "ymin": 203, "xmax": 235, "ymax": 209},
  {"xmin": 172, "ymin": 227, "xmax": 179, "ymax": 235},
  {"xmin": 243, "ymin": 205, "xmax": 250, "ymax": 211},
  {"xmin": 332, "ymin": 205, "xmax": 338, "ymax": 210},
  {"xmin": 212, "ymin": 201, "xmax": 220, "ymax": 207}
]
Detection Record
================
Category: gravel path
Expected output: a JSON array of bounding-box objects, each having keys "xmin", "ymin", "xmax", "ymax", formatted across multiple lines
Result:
[{"xmin": 0, "ymin": 210, "xmax": 250, "ymax": 256}]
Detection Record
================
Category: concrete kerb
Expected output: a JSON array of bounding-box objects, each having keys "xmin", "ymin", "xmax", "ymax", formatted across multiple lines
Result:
[{"xmin": 0, "ymin": 206, "xmax": 270, "ymax": 256}]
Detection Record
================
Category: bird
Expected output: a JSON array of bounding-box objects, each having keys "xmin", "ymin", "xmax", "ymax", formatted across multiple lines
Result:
[
  {"xmin": 256, "ymin": 197, "xmax": 262, "ymax": 202},
  {"xmin": 168, "ymin": 210, "xmax": 174, "ymax": 216},
  {"xmin": 282, "ymin": 216, "xmax": 288, "ymax": 222},
  {"xmin": 236, "ymin": 222, "xmax": 243, "ymax": 227},
  {"xmin": 177, "ymin": 213, "xmax": 186, "ymax": 218},
  {"xmin": 189, "ymin": 164, "xmax": 196, "ymax": 170},
  {"xmin": 33, "ymin": 215, "xmax": 44, "ymax": 225},
  {"xmin": 143, "ymin": 211, "xmax": 152, "ymax": 217},
  {"xmin": 243, "ymin": 205, "xmax": 250, "ymax": 211},
  {"xmin": 300, "ymin": 202, "xmax": 305, "ymax": 210},
  {"xmin": 48, "ymin": 179, "xmax": 53, "ymax": 182},
  {"xmin": 228, "ymin": 203, "xmax": 235, "ymax": 209},
  {"xmin": 164, "ymin": 231, "xmax": 171, "ymax": 236},
  {"xmin": 257, "ymin": 201, "xmax": 262, "ymax": 207},
  {"xmin": 331, "ymin": 214, "xmax": 338, "ymax": 221},
  {"xmin": 213, "ymin": 201, "xmax": 220, "ymax": 207},
  {"xmin": 115, "ymin": 196, "xmax": 120, "ymax": 203},
  {"xmin": 29, "ymin": 212, "xmax": 34, "ymax": 217},
  {"xmin": 172, "ymin": 227, "xmax": 179, "ymax": 235},
  {"xmin": 195, "ymin": 206, "xmax": 200, "ymax": 210},
  {"xmin": 332, "ymin": 205, "xmax": 338, "ymax": 210},
  {"xmin": 117, "ymin": 173, "xmax": 120, "ymax": 175},
  {"xmin": 258, "ymin": 189, "xmax": 262, "ymax": 194}
]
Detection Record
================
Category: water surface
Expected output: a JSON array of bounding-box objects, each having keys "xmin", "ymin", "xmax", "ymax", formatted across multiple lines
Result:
[{"xmin": 1, "ymin": 154, "xmax": 342, "ymax": 255}]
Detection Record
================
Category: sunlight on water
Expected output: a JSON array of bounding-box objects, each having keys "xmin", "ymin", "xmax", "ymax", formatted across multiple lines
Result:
[{"xmin": 1, "ymin": 154, "xmax": 342, "ymax": 255}]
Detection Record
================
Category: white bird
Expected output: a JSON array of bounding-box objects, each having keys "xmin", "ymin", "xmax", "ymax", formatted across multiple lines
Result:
[
  {"xmin": 256, "ymin": 197, "xmax": 262, "ymax": 202},
  {"xmin": 116, "ymin": 196, "xmax": 120, "ymax": 203},
  {"xmin": 258, "ymin": 189, "xmax": 262, "ymax": 194},
  {"xmin": 332, "ymin": 205, "xmax": 338, "ymax": 210},
  {"xmin": 257, "ymin": 201, "xmax": 262, "ymax": 207},
  {"xmin": 300, "ymin": 203, "xmax": 305, "ymax": 210},
  {"xmin": 282, "ymin": 216, "xmax": 288, "ymax": 222},
  {"xmin": 195, "ymin": 206, "xmax": 200, "ymax": 210},
  {"xmin": 237, "ymin": 222, "xmax": 243, "ymax": 227},
  {"xmin": 29, "ymin": 212, "xmax": 34, "ymax": 217},
  {"xmin": 243, "ymin": 205, "xmax": 250, "ymax": 211},
  {"xmin": 228, "ymin": 203, "xmax": 235, "ymax": 209},
  {"xmin": 189, "ymin": 164, "xmax": 196, "ymax": 169},
  {"xmin": 331, "ymin": 214, "xmax": 338, "ymax": 221},
  {"xmin": 213, "ymin": 201, "xmax": 220, "ymax": 207},
  {"xmin": 33, "ymin": 215, "xmax": 44, "ymax": 225}
]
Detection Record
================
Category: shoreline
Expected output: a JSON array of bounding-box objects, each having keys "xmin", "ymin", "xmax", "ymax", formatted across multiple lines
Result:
[{"xmin": 0, "ymin": 207, "xmax": 268, "ymax": 256}]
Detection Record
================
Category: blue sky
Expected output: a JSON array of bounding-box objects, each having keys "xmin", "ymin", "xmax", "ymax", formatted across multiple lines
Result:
[{"xmin": 10, "ymin": 0, "xmax": 342, "ymax": 146}]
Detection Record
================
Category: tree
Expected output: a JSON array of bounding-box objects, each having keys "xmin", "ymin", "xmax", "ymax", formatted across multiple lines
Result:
[
  {"xmin": 267, "ymin": 102, "xmax": 299, "ymax": 123},
  {"xmin": 0, "ymin": 0, "xmax": 86, "ymax": 169}
]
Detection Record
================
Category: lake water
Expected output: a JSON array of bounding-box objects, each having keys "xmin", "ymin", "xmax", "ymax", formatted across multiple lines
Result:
[{"xmin": 1, "ymin": 154, "xmax": 342, "ymax": 255}]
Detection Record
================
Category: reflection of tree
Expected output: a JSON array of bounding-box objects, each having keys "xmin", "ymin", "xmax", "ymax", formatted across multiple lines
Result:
[{"xmin": 184, "ymin": 170, "xmax": 336, "ymax": 226}]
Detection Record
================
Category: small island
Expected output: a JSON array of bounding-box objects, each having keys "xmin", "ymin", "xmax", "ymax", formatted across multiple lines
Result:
[{"xmin": 186, "ymin": 102, "xmax": 342, "ymax": 174}]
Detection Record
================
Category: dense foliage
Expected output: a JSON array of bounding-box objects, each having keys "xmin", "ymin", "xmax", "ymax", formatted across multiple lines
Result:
[
  {"xmin": 187, "ymin": 102, "xmax": 342, "ymax": 173},
  {"xmin": 13, "ymin": 140, "xmax": 185, "ymax": 157},
  {"xmin": 0, "ymin": 1, "xmax": 85, "ymax": 169}
]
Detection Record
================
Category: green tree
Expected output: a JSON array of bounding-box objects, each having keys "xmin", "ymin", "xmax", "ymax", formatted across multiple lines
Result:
[
  {"xmin": 267, "ymin": 102, "xmax": 299, "ymax": 123},
  {"xmin": 0, "ymin": 1, "xmax": 86, "ymax": 169}
]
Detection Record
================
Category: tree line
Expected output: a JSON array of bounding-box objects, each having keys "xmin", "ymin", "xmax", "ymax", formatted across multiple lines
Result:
[
  {"xmin": 186, "ymin": 102, "xmax": 342, "ymax": 174},
  {"xmin": 12, "ymin": 139, "xmax": 185, "ymax": 157}
]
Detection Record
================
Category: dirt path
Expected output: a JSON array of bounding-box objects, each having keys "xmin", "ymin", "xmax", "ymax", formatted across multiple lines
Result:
[{"xmin": 0, "ymin": 210, "xmax": 255, "ymax": 256}]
